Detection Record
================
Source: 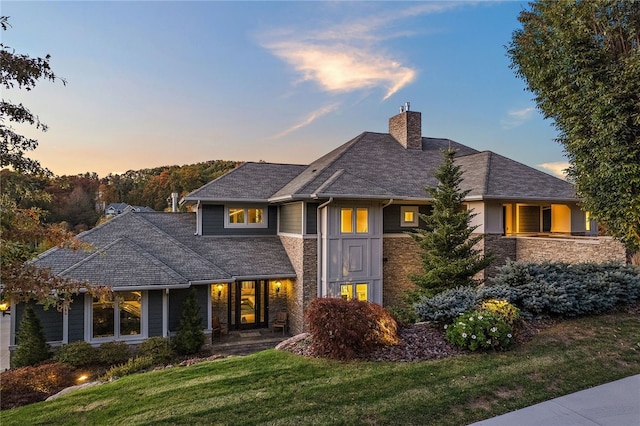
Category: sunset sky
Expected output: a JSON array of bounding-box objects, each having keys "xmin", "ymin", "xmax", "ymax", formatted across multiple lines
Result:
[{"xmin": 3, "ymin": 1, "xmax": 569, "ymax": 178}]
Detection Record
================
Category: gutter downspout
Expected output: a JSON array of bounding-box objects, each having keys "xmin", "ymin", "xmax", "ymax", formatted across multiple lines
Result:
[
  {"xmin": 382, "ymin": 199, "xmax": 394, "ymax": 209},
  {"xmin": 317, "ymin": 197, "xmax": 333, "ymax": 299}
]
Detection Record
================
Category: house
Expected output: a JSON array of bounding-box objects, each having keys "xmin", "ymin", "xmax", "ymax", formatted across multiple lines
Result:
[
  {"xmin": 8, "ymin": 108, "xmax": 625, "ymax": 351},
  {"xmin": 105, "ymin": 203, "xmax": 154, "ymax": 217}
]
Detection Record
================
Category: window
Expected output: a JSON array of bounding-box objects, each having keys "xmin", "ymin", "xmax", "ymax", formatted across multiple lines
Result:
[
  {"xmin": 92, "ymin": 291, "xmax": 142, "ymax": 340},
  {"xmin": 340, "ymin": 283, "xmax": 368, "ymax": 301},
  {"xmin": 400, "ymin": 206, "xmax": 419, "ymax": 227},
  {"xmin": 340, "ymin": 207, "xmax": 368, "ymax": 234},
  {"xmin": 585, "ymin": 211, "xmax": 591, "ymax": 231},
  {"xmin": 225, "ymin": 207, "xmax": 266, "ymax": 228}
]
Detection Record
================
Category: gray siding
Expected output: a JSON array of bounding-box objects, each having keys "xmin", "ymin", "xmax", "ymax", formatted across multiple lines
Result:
[
  {"xmin": 68, "ymin": 297, "xmax": 85, "ymax": 342},
  {"xmin": 280, "ymin": 202, "xmax": 302, "ymax": 234},
  {"xmin": 383, "ymin": 205, "xmax": 431, "ymax": 233},
  {"xmin": 202, "ymin": 204, "xmax": 278, "ymax": 236},
  {"xmin": 15, "ymin": 302, "xmax": 64, "ymax": 344},
  {"xmin": 148, "ymin": 290, "xmax": 164, "ymax": 337},
  {"xmin": 168, "ymin": 286, "xmax": 208, "ymax": 332},
  {"xmin": 306, "ymin": 203, "xmax": 318, "ymax": 234}
]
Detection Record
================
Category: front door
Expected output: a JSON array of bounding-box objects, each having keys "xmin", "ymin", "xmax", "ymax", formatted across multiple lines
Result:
[{"xmin": 229, "ymin": 280, "xmax": 268, "ymax": 330}]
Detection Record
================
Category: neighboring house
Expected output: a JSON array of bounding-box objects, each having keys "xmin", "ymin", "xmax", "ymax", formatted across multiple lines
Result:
[
  {"xmin": 9, "ymin": 108, "xmax": 625, "ymax": 351},
  {"xmin": 105, "ymin": 203, "xmax": 154, "ymax": 216}
]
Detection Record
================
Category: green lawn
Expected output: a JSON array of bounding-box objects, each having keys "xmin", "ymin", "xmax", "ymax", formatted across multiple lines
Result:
[{"xmin": 2, "ymin": 310, "xmax": 639, "ymax": 426}]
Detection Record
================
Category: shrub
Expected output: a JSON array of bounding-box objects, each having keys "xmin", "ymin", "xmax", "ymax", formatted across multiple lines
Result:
[
  {"xmin": 100, "ymin": 356, "xmax": 156, "ymax": 382},
  {"xmin": 12, "ymin": 305, "xmax": 51, "ymax": 368},
  {"xmin": 173, "ymin": 288, "xmax": 205, "ymax": 355},
  {"xmin": 479, "ymin": 299, "xmax": 521, "ymax": 325},
  {"xmin": 0, "ymin": 363, "xmax": 76, "ymax": 409},
  {"xmin": 414, "ymin": 286, "xmax": 479, "ymax": 323},
  {"xmin": 53, "ymin": 341, "xmax": 95, "ymax": 368},
  {"xmin": 488, "ymin": 261, "xmax": 640, "ymax": 317},
  {"xmin": 138, "ymin": 337, "xmax": 175, "ymax": 365},
  {"xmin": 306, "ymin": 298, "xmax": 399, "ymax": 360},
  {"xmin": 445, "ymin": 310, "xmax": 514, "ymax": 351},
  {"xmin": 96, "ymin": 341, "xmax": 131, "ymax": 366}
]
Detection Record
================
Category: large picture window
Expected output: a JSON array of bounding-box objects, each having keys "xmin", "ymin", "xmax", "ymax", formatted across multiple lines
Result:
[
  {"xmin": 340, "ymin": 207, "xmax": 368, "ymax": 234},
  {"xmin": 92, "ymin": 291, "xmax": 142, "ymax": 340},
  {"xmin": 225, "ymin": 207, "xmax": 267, "ymax": 228}
]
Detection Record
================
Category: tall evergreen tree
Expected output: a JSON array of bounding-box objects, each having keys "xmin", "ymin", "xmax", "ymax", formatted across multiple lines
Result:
[
  {"xmin": 12, "ymin": 305, "xmax": 50, "ymax": 368},
  {"xmin": 173, "ymin": 288, "xmax": 205, "ymax": 355},
  {"xmin": 409, "ymin": 149, "xmax": 493, "ymax": 298}
]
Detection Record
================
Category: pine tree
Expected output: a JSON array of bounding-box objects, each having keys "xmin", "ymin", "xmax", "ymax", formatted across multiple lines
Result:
[
  {"xmin": 12, "ymin": 305, "xmax": 50, "ymax": 368},
  {"xmin": 409, "ymin": 149, "xmax": 493, "ymax": 299},
  {"xmin": 173, "ymin": 288, "xmax": 205, "ymax": 355}
]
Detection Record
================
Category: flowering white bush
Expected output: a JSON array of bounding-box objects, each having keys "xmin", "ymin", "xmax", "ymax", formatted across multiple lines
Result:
[{"xmin": 445, "ymin": 310, "xmax": 514, "ymax": 351}]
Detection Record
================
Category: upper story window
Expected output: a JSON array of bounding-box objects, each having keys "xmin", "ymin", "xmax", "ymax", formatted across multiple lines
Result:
[
  {"xmin": 400, "ymin": 206, "xmax": 419, "ymax": 227},
  {"xmin": 225, "ymin": 207, "xmax": 267, "ymax": 228},
  {"xmin": 340, "ymin": 207, "xmax": 368, "ymax": 234}
]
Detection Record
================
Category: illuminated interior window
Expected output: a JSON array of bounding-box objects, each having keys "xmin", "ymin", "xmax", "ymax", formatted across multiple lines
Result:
[
  {"xmin": 401, "ymin": 206, "xmax": 419, "ymax": 227},
  {"xmin": 585, "ymin": 211, "xmax": 591, "ymax": 231},
  {"xmin": 93, "ymin": 291, "xmax": 141, "ymax": 339},
  {"xmin": 356, "ymin": 208, "xmax": 368, "ymax": 233},
  {"xmin": 341, "ymin": 208, "xmax": 353, "ymax": 233},
  {"xmin": 340, "ymin": 284, "xmax": 352, "ymax": 300},
  {"xmin": 229, "ymin": 208, "xmax": 245, "ymax": 224},
  {"xmin": 226, "ymin": 207, "xmax": 266, "ymax": 227},
  {"xmin": 355, "ymin": 284, "xmax": 368, "ymax": 301}
]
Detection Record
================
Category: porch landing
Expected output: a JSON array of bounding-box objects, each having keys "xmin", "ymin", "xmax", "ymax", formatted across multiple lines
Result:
[{"xmin": 207, "ymin": 329, "xmax": 291, "ymax": 356}]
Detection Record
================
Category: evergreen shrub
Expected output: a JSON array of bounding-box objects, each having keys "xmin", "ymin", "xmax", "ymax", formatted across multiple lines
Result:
[
  {"xmin": 173, "ymin": 288, "xmax": 205, "ymax": 355},
  {"xmin": 488, "ymin": 261, "xmax": 640, "ymax": 317},
  {"xmin": 306, "ymin": 298, "xmax": 399, "ymax": 360},
  {"xmin": 96, "ymin": 341, "xmax": 131, "ymax": 366},
  {"xmin": 100, "ymin": 356, "xmax": 156, "ymax": 382},
  {"xmin": 12, "ymin": 305, "xmax": 51, "ymax": 368},
  {"xmin": 53, "ymin": 341, "xmax": 95, "ymax": 368},
  {"xmin": 138, "ymin": 337, "xmax": 175, "ymax": 365},
  {"xmin": 414, "ymin": 286, "xmax": 478, "ymax": 323}
]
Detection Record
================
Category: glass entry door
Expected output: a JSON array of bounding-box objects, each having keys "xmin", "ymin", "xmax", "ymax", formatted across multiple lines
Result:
[{"xmin": 229, "ymin": 280, "xmax": 268, "ymax": 329}]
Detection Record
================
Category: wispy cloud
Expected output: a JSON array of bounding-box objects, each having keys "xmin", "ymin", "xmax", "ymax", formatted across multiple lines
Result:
[
  {"xmin": 538, "ymin": 161, "xmax": 570, "ymax": 179},
  {"xmin": 269, "ymin": 103, "xmax": 340, "ymax": 139},
  {"xmin": 261, "ymin": 3, "xmax": 461, "ymax": 101},
  {"xmin": 501, "ymin": 106, "xmax": 536, "ymax": 129}
]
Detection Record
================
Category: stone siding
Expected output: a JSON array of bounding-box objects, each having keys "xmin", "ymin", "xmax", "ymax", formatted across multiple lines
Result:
[
  {"xmin": 515, "ymin": 236, "xmax": 626, "ymax": 264},
  {"xmin": 483, "ymin": 234, "xmax": 517, "ymax": 277},
  {"xmin": 279, "ymin": 235, "xmax": 318, "ymax": 334},
  {"xmin": 382, "ymin": 236, "xmax": 422, "ymax": 308}
]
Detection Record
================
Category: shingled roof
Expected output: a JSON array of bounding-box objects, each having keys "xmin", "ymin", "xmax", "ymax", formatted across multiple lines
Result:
[
  {"xmin": 183, "ymin": 162, "xmax": 307, "ymax": 203},
  {"xmin": 33, "ymin": 212, "xmax": 296, "ymax": 289}
]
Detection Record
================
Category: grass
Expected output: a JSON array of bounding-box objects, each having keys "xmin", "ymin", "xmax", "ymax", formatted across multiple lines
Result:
[{"xmin": 2, "ymin": 310, "xmax": 639, "ymax": 426}]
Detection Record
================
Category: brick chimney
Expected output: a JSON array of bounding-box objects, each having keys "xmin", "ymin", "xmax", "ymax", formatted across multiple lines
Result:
[{"xmin": 389, "ymin": 103, "xmax": 422, "ymax": 150}]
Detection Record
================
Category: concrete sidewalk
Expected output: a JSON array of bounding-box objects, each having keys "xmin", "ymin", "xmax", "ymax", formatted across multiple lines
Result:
[{"xmin": 470, "ymin": 374, "xmax": 640, "ymax": 426}]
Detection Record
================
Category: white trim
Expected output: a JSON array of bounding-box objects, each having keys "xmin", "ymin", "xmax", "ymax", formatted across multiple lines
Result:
[
  {"xmin": 162, "ymin": 289, "xmax": 168, "ymax": 337},
  {"xmin": 62, "ymin": 305, "xmax": 69, "ymax": 344}
]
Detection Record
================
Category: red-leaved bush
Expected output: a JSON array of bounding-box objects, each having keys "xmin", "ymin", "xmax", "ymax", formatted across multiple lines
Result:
[
  {"xmin": 305, "ymin": 298, "xmax": 400, "ymax": 360},
  {"xmin": 0, "ymin": 363, "xmax": 77, "ymax": 409}
]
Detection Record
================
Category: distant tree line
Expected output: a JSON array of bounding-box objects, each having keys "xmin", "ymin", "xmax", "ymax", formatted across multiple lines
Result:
[{"xmin": 1, "ymin": 160, "xmax": 240, "ymax": 232}]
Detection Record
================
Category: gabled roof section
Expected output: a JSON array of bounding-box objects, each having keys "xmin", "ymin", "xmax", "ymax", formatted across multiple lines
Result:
[
  {"xmin": 271, "ymin": 132, "xmax": 480, "ymax": 201},
  {"xmin": 183, "ymin": 162, "xmax": 307, "ymax": 203},
  {"xmin": 60, "ymin": 237, "xmax": 188, "ymax": 288},
  {"xmin": 33, "ymin": 212, "xmax": 233, "ymax": 288}
]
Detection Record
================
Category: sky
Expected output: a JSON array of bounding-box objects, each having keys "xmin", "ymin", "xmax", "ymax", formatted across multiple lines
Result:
[{"xmin": 3, "ymin": 1, "xmax": 569, "ymax": 179}]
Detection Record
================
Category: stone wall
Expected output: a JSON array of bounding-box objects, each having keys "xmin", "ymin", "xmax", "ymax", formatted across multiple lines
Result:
[
  {"xmin": 279, "ymin": 235, "xmax": 318, "ymax": 334},
  {"xmin": 515, "ymin": 236, "xmax": 626, "ymax": 264},
  {"xmin": 382, "ymin": 235, "xmax": 422, "ymax": 308},
  {"xmin": 483, "ymin": 234, "xmax": 516, "ymax": 277}
]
